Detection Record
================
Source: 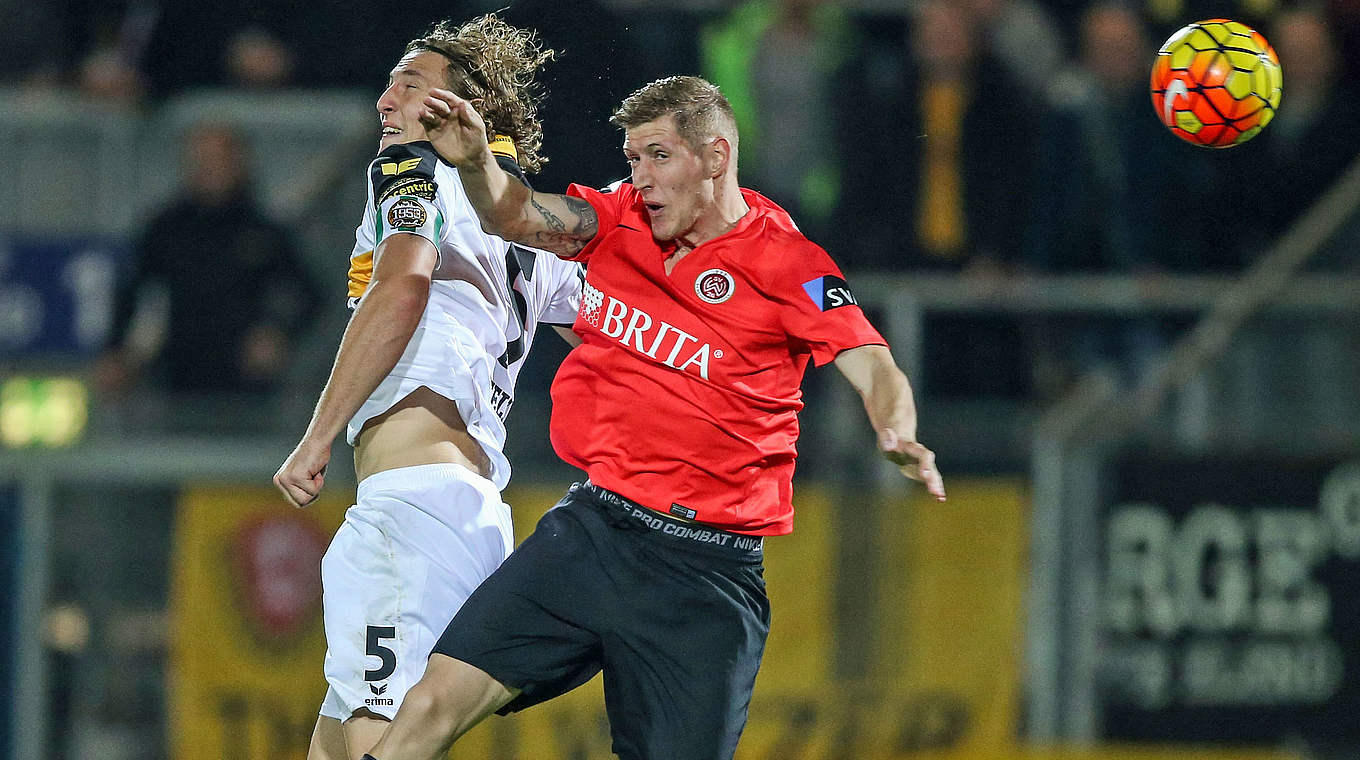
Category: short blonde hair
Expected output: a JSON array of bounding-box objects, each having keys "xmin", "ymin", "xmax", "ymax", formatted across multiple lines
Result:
[{"xmin": 611, "ymin": 76, "xmax": 739, "ymax": 159}]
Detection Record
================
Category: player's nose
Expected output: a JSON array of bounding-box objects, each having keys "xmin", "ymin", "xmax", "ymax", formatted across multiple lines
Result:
[
  {"xmin": 631, "ymin": 161, "xmax": 652, "ymax": 188},
  {"xmin": 375, "ymin": 85, "xmax": 398, "ymax": 113}
]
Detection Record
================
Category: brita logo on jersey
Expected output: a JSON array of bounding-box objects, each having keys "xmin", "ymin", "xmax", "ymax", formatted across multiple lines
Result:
[
  {"xmin": 802, "ymin": 275, "xmax": 858, "ymax": 311},
  {"xmin": 581, "ymin": 282, "xmax": 717, "ymax": 380}
]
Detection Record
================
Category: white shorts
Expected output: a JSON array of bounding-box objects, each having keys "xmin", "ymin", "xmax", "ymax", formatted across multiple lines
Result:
[{"xmin": 318, "ymin": 463, "xmax": 513, "ymax": 721}]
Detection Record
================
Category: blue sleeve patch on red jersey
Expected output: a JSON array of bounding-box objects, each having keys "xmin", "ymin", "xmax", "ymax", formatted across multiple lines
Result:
[{"xmin": 801, "ymin": 275, "xmax": 858, "ymax": 311}]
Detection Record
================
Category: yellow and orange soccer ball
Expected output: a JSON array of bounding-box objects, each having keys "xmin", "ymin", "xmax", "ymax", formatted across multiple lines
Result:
[{"xmin": 1150, "ymin": 18, "xmax": 1283, "ymax": 147}]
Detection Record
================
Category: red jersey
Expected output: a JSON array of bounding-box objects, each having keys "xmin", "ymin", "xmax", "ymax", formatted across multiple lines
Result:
[{"xmin": 551, "ymin": 182, "xmax": 885, "ymax": 535}]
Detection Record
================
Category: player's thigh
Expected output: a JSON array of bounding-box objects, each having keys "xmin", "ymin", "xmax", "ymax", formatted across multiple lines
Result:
[
  {"xmin": 431, "ymin": 499, "xmax": 606, "ymax": 711},
  {"xmin": 341, "ymin": 709, "xmax": 389, "ymax": 760},
  {"xmin": 320, "ymin": 474, "xmax": 512, "ymax": 723},
  {"xmin": 369, "ymin": 655, "xmax": 519, "ymax": 759},
  {"xmin": 307, "ymin": 715, "xmax": 347, "ymax": 760},
  {"xmin": 602, "ymin": 557, "xmax": 771, "ymax": 760}
]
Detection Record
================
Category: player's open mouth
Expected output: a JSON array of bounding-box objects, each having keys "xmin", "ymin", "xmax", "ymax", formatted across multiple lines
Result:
[
  {"xmin": 645, "ymin": 203, "xmax": 663, "ymax": 214},
  {"xmin": 382, "ymin": 127, "xmax": 401, "ymax": 136}
]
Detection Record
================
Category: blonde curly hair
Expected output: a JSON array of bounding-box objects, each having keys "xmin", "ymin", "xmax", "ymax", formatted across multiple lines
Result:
[{"xmin": 406, "ymin": 15, "xmax": 554, "ymax": 172}]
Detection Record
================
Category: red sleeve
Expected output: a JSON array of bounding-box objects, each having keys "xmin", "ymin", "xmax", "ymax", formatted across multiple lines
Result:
[
  {"xmin": 775, "ymin": 241, "xmax": 886, "ymax": 366},
  {"xmin": 565, "ymin": 182, "xmax": 631, "ymax": 263}
]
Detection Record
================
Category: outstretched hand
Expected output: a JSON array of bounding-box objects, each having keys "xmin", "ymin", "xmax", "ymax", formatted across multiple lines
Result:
[
  {"xmin": 879, "ymin": 429, "xmax": 946, "ymax": 501},
  {"xmin": 420, "ymin": 88, "xmax": 491, "ymax": 167}
]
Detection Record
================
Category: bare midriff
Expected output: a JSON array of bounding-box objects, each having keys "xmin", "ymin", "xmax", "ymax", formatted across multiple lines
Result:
[{"xmin": 353, "ymin": 385, "xmax": 490, "ymax": 483}]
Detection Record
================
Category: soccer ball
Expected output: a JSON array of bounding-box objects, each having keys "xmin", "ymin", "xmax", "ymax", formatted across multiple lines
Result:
[{"xmin": 1150, "ymin": 19, "xmax": 1283, "ymax": 147}]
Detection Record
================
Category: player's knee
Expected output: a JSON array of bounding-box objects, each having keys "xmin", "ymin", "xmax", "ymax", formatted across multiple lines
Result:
[
  {"xmin": 397, "ymin": 678, "xmax": 454, "ymax": 724},
  {"xmin": 404, "ymin": 655, "xmax": 515, "ymax": 735}
]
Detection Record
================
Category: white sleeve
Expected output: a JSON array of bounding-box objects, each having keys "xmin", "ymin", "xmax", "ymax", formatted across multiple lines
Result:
[{"xmin": 540, "ymin": 260, "xmax": 583, "ymax": 325}]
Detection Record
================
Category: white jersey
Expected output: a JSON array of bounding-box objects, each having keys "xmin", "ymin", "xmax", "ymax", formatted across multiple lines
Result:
[{"xmin": 344, "ymin": 138, "xmax": 582, "ymax": 489}]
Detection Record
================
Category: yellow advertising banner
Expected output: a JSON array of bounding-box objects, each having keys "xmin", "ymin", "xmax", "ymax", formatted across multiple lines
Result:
[
  {"xmin": 169, "ymin": 478, "xmax": 1299, "ymax": 760},
  {"xmin": 168, "ymin": 485, "xmax": 347, "ymax": 760}
]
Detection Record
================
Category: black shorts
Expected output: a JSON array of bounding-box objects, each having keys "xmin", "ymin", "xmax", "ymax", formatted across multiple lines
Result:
[{"xmin": 432, "ymin": 481, "xmax": 771, "ymax": 760}]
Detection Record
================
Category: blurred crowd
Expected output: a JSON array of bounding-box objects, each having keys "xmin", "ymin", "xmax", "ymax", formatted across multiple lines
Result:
[{"xmin": 5, "ymin": 0, "xmax": 1358, "ymax": 403}]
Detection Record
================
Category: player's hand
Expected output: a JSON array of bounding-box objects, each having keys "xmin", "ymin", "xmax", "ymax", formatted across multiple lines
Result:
[
  {"xmin": 274, "ymin": 439, "xmax": 330, "ymax": 508},
  {"xmin": 420, "ymin": 88, "xmax": 490, "ymax": 167},
  {"xmin": 879, "ymin": 428, "xmax": 946, "ymax": 502}
]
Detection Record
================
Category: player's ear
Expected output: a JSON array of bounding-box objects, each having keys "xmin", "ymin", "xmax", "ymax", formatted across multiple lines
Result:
[{"xmin": 708, "ymin": 137, "xmax": 732, "ymax": 179}]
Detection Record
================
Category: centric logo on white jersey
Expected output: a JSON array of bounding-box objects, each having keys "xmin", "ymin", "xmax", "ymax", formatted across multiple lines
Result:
[{"xmin": 694, "ymin": 269, "xmax": 735, "ymax": 304}]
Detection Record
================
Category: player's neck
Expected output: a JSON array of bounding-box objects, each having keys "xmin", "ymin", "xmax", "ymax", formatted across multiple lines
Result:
[{"xmin": 683, "ymin": 180, "xmax": 749, "ymax": 249}]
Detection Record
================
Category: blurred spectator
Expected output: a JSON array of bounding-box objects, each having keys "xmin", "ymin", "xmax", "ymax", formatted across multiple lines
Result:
[
  {"xmin": 833, "ymin": 1, "xmax": 1038, "ymax": 399},
  {"xmin": 1027, "ymin": 2, "xmax": 1213, "ymax": 274},
  {"xmin": 77, "ymin": 46, "xmax": 145, "ymax": 104},
  {"xmin": 962, "ymin": 0, "xmax": 1066, "ymax": 98},
  {"xmin": 135, "ymin": 2, "xmax": 302, "ymax": 96},
  {"xmin": 225, "ymin": 27, "xmax": 296, "ymax": 90},
  {"xmin": 1222, "ymin": 6, "xmax": 1360, "ymax": 252},
  {"xmin": 838, "ymin": 0, "xmax": 1038, "ymax": 273},
  {"xmin": 1138, "ymin": 0, "xmax": 1294, "ymax": 41},
  {"xmin": 702, "ymin": 0, "xmax": 851, "ymax": 239},
  {"xmin": 66, "ymin": 2, "xmax": 156, "ymax": 104},
  {"xmin": 1024, "ymin": 3, "xmax": 1190, "ymax": 395},
  {"xmin": 96, "ymin": 122, "xmax": 319, "ymax": 399}
]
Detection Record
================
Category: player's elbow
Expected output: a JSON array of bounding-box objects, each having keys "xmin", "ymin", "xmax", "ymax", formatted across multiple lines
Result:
[
  {"xmin": 476, "ymin": 205, "xmax": 532, "ymax": 242},
  {"xmin": 390, "ymin": 285, "xmax": 430, "ymax": 325},
  {"xmin": 366, "ymin": 276, "xmax": 429, "ymax": 325}
]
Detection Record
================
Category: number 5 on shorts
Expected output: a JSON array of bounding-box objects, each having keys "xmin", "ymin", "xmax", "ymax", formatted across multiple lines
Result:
[{"xmin": 365, "ymin": 625, "xmax": 397, "ymax": 681}]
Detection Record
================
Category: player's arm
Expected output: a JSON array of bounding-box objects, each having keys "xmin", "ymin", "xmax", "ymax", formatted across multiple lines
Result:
[
  {"xmin": 419, "ymin": 88, "xmax": 598, "ymax": 258},
  {"xmin": 552, "ymin": 325, "xmax": 583, "ymax": 348},
  {"xmin": 273, "ymin": 234, "xmax": 436, "ymax": 507},
  {"xmin": 833, "ymin": 344, "xmax": 946, "ymax": 501}
]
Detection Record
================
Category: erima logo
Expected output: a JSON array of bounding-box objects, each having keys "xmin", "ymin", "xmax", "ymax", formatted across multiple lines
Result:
[
  {"xmin": 1163, "ymin": 79, "xmax": 1189, "ymax": 125},
  {"xmin": 802, "ymin": 275, "xmax": 857, "ymax": 311},
  {"xmin": 365, "ymin": 683, "xmax": 394, "ymax": 706},
  {"xmin": 580, "ymin": 282, "xmax": 716, "ymax": 380}
]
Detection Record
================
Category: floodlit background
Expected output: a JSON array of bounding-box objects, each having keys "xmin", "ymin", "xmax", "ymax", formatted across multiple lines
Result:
[{"xmin": 1, "ymin": 0, "xmax": 1358, "ymax": 758}]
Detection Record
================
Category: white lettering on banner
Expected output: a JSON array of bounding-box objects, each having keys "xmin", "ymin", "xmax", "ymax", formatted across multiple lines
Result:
[
  {"xmin": 1181, "ymin": 638, "xmax": 1343, "ymax": 706},
  {"xmin": 1106, "ymin": 504, "xmax": 1331, "ymax": 637},
  {"xmin": 1319, "ymin": 462, "xmax": 1360, "ymax": 559},
  {"xmin": 1101, "ymin": 460, "xmax": 1360, "ymax": 710},
  {"xmin": 594, "ymin": 293, "xmax": 714, "ymax": 380},
  {"xmin": 1105, "ymin": 636, "xmax": 1343, "ymax": 709}
]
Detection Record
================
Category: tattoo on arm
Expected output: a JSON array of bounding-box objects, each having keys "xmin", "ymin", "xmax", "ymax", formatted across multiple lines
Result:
[
  {"xmin": 529, "ymin": 192, "xmax": 567, "ymax": 235},
  {"xmin": 561, "ymin": 195, "xmax": 599, "ymax": 239},
  {"xmin": 525, "ymin": 191, "xmax": 599, "ymax": 257}
]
